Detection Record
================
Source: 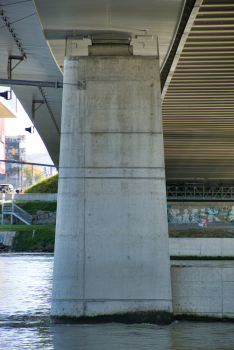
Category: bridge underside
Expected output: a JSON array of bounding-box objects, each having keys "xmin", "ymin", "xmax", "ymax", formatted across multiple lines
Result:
[
  {"xmin": 162, "ymin": 0, "xmax": 234, "ymax": 184},
  {"xmin": 0, "ymin": 0, "xmax": 233, "ymax": 184}
]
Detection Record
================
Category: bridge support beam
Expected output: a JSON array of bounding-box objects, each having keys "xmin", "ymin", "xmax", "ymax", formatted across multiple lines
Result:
[{"xmin": 51, "ymin": 45, "xmax": 173, "ymax": 324}]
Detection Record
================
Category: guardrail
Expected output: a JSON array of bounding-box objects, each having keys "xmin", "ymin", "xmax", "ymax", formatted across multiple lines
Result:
[{"xmin": 167, "ymin": 185, "xmax": 234, "ymax": 201}]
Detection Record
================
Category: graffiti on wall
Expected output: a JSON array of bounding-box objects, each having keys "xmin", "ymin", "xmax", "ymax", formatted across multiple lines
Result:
[
  {"xmin": 167, "ymin": 205, "xmax": 230, "ymax": 227},
  {"xmin": 167, "ymin": 205, "xmax": 234, "ymax": 227},
  {"xmin": 225, "ymin": 206, "xmax": 234, "ymax": 224}
]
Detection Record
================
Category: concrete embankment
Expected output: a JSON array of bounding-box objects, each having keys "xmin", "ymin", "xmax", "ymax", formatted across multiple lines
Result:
[{"xmin": 169, "ymin": 238, "xmax": 234, "ymax": 321}]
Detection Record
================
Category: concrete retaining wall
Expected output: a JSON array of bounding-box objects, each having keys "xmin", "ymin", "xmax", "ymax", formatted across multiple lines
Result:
[
  {"xmin": 171, "ymin": 260, "xmax": 234, "ymax": 319},
  {"xmin": 3, "ymin": 194, "xmax": 57, "ymax": 201},
  {"xmin": 0, "ymin": 211, "xmax": 56, "ymax": 225},
  {"xmin": 31, "ymin": 211, "xmax": 56, "ymax": 225},
  {"xmin": 170, "ymin": 238, "xmax": 234, "ymax": 320},
  {"xmin": 170, "ymin": 238, "xmax": 234, "ymax": 257}
]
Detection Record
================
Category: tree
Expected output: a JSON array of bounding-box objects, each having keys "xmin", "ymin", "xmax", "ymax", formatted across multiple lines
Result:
[{"xmin": 23, "ymin": 163, "xmax": 45, "ymax": 188}]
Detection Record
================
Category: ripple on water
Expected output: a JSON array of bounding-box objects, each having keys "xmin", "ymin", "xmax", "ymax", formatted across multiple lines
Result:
[{"xmin": 0, "ymin": 254, "xmax": 234, "ymax": 350}]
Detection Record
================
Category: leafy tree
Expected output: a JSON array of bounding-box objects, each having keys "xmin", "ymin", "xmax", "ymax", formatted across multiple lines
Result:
[{"xmin": 23, "ymin": 163, "xmax": 45, "ymax": 188}]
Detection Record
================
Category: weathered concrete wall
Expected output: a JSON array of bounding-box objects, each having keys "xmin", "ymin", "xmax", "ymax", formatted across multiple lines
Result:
[
  {"xmin": 4, "ymin": 194, "xmax": 57, "ymax": 201},
  {"xmin": 170, "ymin": 238, "xmax": 234, "ymax": 320},
  {"xmin": 171, "ymin": 260, "xmax": 234, "ymax": 320},
  {"xmin": 51, "ymin": 46, "xmax": 173, "ymax": 323},
  {"xmin": 170, "ymin": 238, "xmax": 234, "ymax": 257},
  {"xmin": 167, "ymin": 201, "xmax": 234, "ymax": 227}
]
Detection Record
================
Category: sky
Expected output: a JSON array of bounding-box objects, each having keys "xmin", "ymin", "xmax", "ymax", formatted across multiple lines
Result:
[{"xmin": 0, "ymin": 86, "xmax": 54, "ymax": 166}]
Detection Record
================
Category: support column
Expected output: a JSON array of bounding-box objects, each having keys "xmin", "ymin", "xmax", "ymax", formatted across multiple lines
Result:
[{"xmin": 51, "ymin": 45, "xmax": 173, "ymax": 324}]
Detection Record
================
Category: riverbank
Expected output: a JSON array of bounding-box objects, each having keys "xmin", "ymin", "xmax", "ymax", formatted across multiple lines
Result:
[
  {"xmin": 0, "ymin": 225, "xmax": 234, "ymax": 252},
  {"xmin": 0, "ymin": 225, "xmax": 55, "ymax": 252}
]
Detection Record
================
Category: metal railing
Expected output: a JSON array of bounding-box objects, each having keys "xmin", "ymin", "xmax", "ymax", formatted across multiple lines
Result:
[
  {"xmin": 2, "ymin": 194, "xmax": 32, "ymax": 225},
  {"xmin": 167, "ymin": 185, "xmax": 234, "ymax": 201}
]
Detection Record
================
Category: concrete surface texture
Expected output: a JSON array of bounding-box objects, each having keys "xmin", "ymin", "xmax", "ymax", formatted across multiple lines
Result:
[
  {"xmin": 3, "ymin": 194, "xmax": 58, "ymax": 201},
  {"xmin": 51, "ymin": 45, "xmax": 173, "ymax": 322},
  {"xmin": 171, "ymin": 260, "xmax": 234, "ymax": 320},
  {"xmin": 170, "ymin": 238, "xmax": 234, "ymax": 257}
]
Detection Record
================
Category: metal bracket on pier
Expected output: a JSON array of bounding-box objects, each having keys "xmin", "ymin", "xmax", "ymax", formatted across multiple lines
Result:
[
  {"xmin": 0, "ymin": 78, "xmax": 63, "ymax": 88},
  {"xmin": 0, "ymin": 78, "xmax": 85, "ymax": 89},
  {"xmin": 32, "ymin": 99, "xmax": 44, "ymax": 121},
  {"xmin": 25, "ymin": 100, "xmax": 44, "ymax": 134},
  {"xmin": 7, "ymin": 55, "xmax": 25, "ymax": 79},
  {"xmin": 77, "ymin": 80, "xmax": 85, "ymax": 90}
]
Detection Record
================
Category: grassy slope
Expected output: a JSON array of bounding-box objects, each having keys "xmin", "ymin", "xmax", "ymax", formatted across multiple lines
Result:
[
  {"xmin": 15, "ymin": 201, "xmax": 57, "ymax": 212},
  {"xmin": 7, "ymin": 225, "xmax": 56, "ymax": 252},
  {"xmin": 24, "ymin": 174, "xmax": 58, "ymax": 193},
  {"xmin": 0, "ymin": 224, "xmax": 233, "ymax": 252},
  {"xmin": 0, "ymin": 225, "xmax": 55, "ymax": 252}
]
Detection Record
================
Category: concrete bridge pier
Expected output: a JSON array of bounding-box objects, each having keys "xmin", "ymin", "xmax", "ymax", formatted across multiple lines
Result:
[{"xmin": 51, "ymin": 44, "xmax": 173, "ymax": 324}]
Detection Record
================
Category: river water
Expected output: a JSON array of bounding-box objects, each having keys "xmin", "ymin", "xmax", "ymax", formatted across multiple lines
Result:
[{"xmin": 0, "ymin": 253, "xmax": 234, "ymax": 350}]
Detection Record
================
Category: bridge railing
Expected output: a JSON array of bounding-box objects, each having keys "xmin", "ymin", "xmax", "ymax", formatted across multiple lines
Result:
[{"xmin": 166, "ymin": 186, "xmax": 234, "ymax": 201}]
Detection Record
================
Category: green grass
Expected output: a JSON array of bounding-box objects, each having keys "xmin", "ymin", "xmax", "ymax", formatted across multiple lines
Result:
[
  {"xmin": 0, "ymin": 224, "xmax": 55, "ymax": 231},
  {"xmin": 0, "ymin": 225, "xmax": 56, "ymax": 252},
  {"xmin": 0, "ymin": 201, "xmax": 57, "ymax": 213},
  {"xmin": 15, "ymin": 201, "xmax": 57, "ymax": 212},
  {"xmin": 24, "ymin": 174, "xmax": 58, "ymax": 193},
  {"xmin": 12, "ymin": 227, "xmax": 55, "ymax": 252}
]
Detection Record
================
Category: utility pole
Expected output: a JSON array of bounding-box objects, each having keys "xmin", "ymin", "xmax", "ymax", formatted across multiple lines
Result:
[
  {"xmin": 32, "ymin": 164, "xmax": 35, "ymax": 185},
  {"xmin": 20, "ymin": 157, "xmax": 22, "ymax": 192}
]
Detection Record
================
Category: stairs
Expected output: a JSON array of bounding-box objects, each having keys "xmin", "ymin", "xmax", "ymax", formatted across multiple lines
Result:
[
  {"xmin": 2, "ymin": 194, "xmax": 32, "ymax": 225},
  {"xmin": 3, "ymin": 231, "xmax": 16, "ymax": 246}
]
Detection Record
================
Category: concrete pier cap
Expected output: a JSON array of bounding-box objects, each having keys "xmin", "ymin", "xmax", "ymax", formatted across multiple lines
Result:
[{"xmin": 51, "ymin": 39, "xmax": 173, "ymax": 324}]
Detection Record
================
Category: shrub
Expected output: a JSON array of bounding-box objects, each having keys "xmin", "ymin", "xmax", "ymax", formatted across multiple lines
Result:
[{"xmin": 24, "ymin": 174, "xmax": 58, "ymax": 193}]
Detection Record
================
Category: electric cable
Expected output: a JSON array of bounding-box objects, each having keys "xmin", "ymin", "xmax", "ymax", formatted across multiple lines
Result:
[
  {"xmin": 0, "ymin": 0, "xmax": 32, "ymax": 6},
  {"xmin": 0, "ymin": 12, "xmax": 36, "ymax": 29}
]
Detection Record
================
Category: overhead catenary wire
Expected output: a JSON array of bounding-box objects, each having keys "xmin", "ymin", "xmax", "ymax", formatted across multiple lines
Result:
[
  {"xmin": 0, "ymin": 0, "xmax": 32, "ymax": 6},
  {"xmin": 0, "ymin": 159, "xmax": 58, "ymax": 168},
  {"xmin": 0, "ymin": 12, "xmax": 36, "ymax": 29}
]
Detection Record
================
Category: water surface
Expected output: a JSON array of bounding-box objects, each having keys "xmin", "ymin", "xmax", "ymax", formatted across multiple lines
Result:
[{"xmin": 0, "ymin": 253, "xmax": 234, "ymax": 350}]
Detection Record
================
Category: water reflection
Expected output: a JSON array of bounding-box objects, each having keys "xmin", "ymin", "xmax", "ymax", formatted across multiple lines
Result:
[
  {"xmin": 0, "ymin": 253, "xmax": 53, "ymax": 318},
  {"xmin": 0, "ymin": 253, "xmax": 234, "ymax": 350},
  {"xmin": 50, "ymin": 322, "xmax": 234, "ymax": 350}
]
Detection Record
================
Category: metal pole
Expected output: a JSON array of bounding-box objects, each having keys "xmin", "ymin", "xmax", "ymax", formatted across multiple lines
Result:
[
  {"xmin": 0, "ymin": 159, "xmax": 58, "ymax": 168},
  {"xmin": 18, "ymin": 165, "xmax": 19, "ymax": 190},
  {"xmin": 32, "ymin": 164, "xmax": 35, "ymax": 185},
  {"xmin": 0, "ymin": 78, "xmax": 63, "ymax": 88},
  {"xmin": 20, "ymin": 159, "xmax": 22, "ymax": 192}
]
